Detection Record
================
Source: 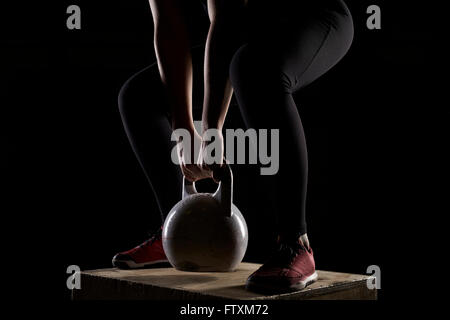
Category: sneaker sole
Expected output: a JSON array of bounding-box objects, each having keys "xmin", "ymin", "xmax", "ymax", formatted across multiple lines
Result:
[
  {"xmin": 112, "ymin": 258, "xmax": 171, "ymax": 269},
  {"xmin": 246, "ymin": 271, "xmax": 318, "ymax": 294}
]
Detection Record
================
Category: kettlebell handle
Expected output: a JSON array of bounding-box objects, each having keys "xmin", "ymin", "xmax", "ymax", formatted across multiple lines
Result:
[
  {"xmin": 182, "ymin": 163, "xmax": 233, "ymax": 217},
  {"xmin": 182, "ymin": 178, "xmax": 198, "ymax": 199}
]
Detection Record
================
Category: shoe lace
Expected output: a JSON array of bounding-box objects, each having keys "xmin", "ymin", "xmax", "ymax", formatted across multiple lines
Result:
[{"xmin": 138, "ymin": 227, "xmax": 162, "ymax": 248}]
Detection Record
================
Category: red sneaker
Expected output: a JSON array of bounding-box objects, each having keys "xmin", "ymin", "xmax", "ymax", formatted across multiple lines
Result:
[
  {"xmin": 112, "ymin": 228, "xmax": 169, "ymax": 269},
  {"xmin": 246, "ymin": 240, "xmax": 318, "ymax": 293}
]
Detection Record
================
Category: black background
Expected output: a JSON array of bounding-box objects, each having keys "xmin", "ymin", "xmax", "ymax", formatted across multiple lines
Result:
[{"xmin": 2, "ymin": 0, "xmax": 439, "ymax": 309}]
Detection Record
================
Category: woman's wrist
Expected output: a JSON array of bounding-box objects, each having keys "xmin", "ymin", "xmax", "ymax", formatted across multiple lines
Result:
[
  {"xmin": 202, "ymin": 119, "xmax": 223, "ymax": 133},
  {"xmin": 172, "ymin": 119, "xmax": 197, "ymax": 134}
]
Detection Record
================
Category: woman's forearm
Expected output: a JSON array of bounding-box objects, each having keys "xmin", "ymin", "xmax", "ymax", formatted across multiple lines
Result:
[
  {"xmin": 154, "ymin": 26, "xmax": 194, "ymax": 132},
  {"xmin": 202, "ymin": 0, "xmax": 244, "ymax": 132},
  {"xmin": 202, "ymin": 20, "xmax": 234, "ymax": 131},
  {"xmin": 150, "ymin": 0, "xmax": 195, "ymax": 133}
]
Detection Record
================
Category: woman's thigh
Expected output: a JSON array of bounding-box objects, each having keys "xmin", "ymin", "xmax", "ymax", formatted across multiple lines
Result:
[{"xmin": 245, "ymin": 0, "xmax": 354, "ymax": 92}]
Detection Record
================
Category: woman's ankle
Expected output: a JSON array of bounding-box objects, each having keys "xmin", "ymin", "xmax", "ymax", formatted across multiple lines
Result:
[
  {"xmin": 299, "ymin": 234, "xmax": 310, "ymax": 249},
  {"xmin": 277, "ymin": 232, "xmax": 310, "ymax": 249}
]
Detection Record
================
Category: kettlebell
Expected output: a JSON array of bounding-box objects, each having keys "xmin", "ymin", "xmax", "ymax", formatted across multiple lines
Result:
[{"xmin": 162, "ymin": 164, "xmax": 248, "ymax": 272}]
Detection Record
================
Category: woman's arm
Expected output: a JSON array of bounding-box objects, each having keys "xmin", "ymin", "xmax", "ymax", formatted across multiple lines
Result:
[
  {"xmin": 149, "ymin": 0, "xmax": 195, "ymax": 133},
  {"xmin": 149, "ymin": 0, "xmax": 209, "ymax": 181},
  {"xmin": 202, "ymin": 0, "xmax": 246, "ymax": 131}
]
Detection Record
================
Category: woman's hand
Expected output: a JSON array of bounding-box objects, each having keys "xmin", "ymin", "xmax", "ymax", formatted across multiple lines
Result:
[{"xmin": 175, "ymin": 129, "xmax": 214, "ymax": 182}]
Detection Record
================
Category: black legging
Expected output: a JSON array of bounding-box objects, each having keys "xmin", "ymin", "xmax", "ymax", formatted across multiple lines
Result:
[{"xmin": 118, "ymin": 0, "xmax": 353, "ymax": 238}]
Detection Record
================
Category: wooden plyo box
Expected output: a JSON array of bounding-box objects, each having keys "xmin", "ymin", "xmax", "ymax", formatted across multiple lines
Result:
[{"xmin": 72, "ymin": 262, "xmax": 377, "ymax": 300}]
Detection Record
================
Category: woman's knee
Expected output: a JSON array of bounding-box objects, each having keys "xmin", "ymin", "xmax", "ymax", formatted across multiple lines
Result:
[
  {"xmin": 230, "ymin": 44, "xmax": 294, "ymax": 94},
  {"xmin": 118, "ymin": 71, "xmax": 144, "ymax": 117},
  {"xmin": 118, "ymin": 76, "xmax": 134, "ymax": 115},
  {"xmin": 118, "ymin": 64, "xmax": 164, "ymax": 117}
]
